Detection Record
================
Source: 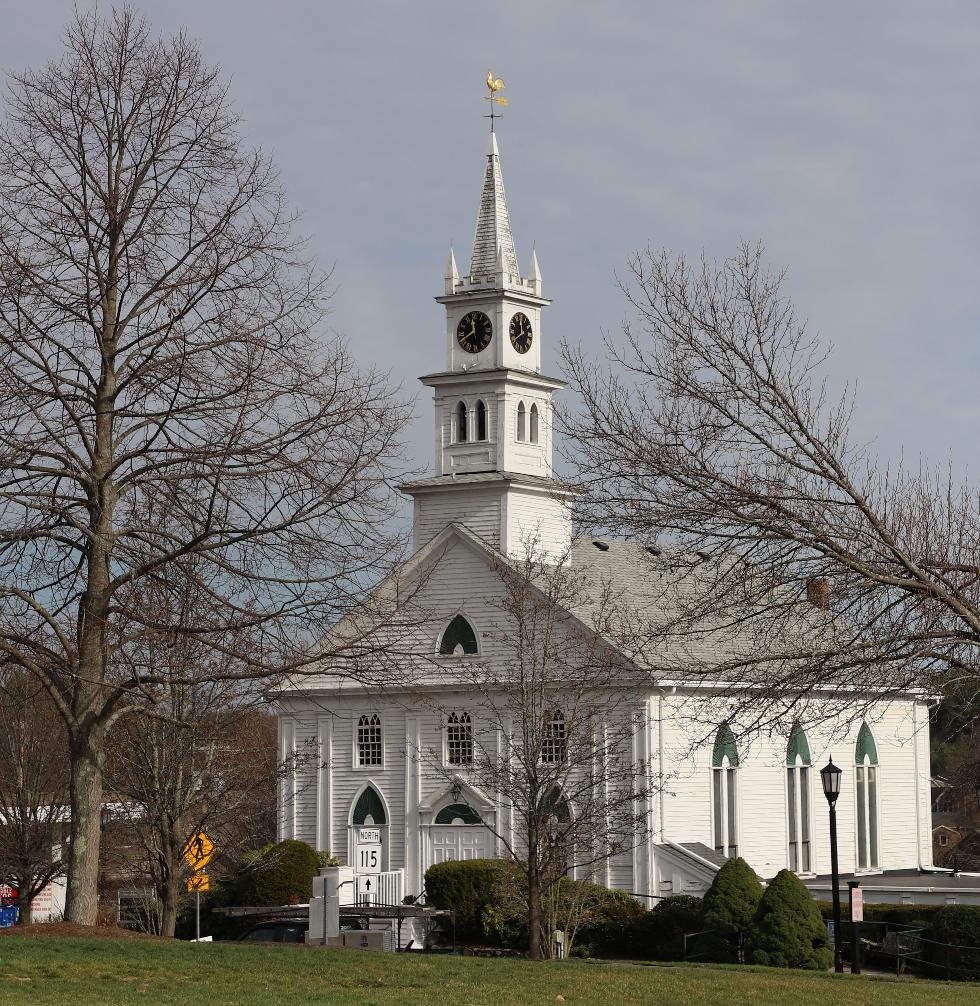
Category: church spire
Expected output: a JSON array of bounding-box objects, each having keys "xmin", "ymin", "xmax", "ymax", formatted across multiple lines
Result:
[{"xmin": 468, "ymin": 131, "xmax": 520, "ymax": 283}]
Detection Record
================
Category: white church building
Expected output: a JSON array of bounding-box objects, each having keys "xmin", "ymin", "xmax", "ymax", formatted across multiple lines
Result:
[{"xmin": 276, "ymin": 130, "xmax": 956, "ymax": 911}]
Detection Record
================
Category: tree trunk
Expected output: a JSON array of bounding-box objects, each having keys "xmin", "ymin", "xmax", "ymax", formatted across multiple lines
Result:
[
  {"xmin": 16, "ymin": 882, "xmax": 31, "ymax": 925},
  {"xmin": 65, "ymin": 729, "xmax": 105, "ymax": 925},
  {"xmin": 160, "ymin": 868, "xmax": 179, "ymax": 938},
  {"xmin": 527, "ymin": 867, "xmax": 542, "ymax": 960}
]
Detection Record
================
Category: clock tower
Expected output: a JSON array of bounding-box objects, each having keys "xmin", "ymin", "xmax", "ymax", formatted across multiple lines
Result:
[{"xmin": 401, "ymin": 131, "xmax": 573, "ymax": 562}]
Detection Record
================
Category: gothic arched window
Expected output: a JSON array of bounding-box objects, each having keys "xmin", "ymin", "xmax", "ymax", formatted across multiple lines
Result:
[
  {"xmin": 711, "ymin": 724, "xmax": 739, "ymax": 858},
  {"xmin": 352, "ymin": 784, "xmax": 387, "ymax": 825},
  {"xmin": 529, "ymin": 403, "xmax": 539, "ymax": 444},
  {"xmin": 357, "ymin": 714, "xmax": 383, "ymax": 767},
  {"xmin": 855, "ymin": 722, "xmax": 879, "ymax": 871},
  {"xmin": 517, "ymin": 401, "xmax": 526, "ymax": 442},
  {"xmin": 541, "ymin": 710, "xmax": 566, "ymax": 764},
  {"xmin": 439, "ymin": 614, "xmax": 479, "ymax": 656},
  {"xmin": 446, "ymin": 711, "xmax": 473, "ymax": 766},
  {"xmin": 786, "ymin": 724, "xmax": 812, "ymax": 873},
  {"xmin": 455, "ymin": 401, "xmax": 468, "ymax": 443},
  {"xmin": 434, "ymin": 803, "xmax": 482, "ymax": 824},
  {"xmin": 476, "ymin": 400, "xmax": 488, "ymax": 441}
]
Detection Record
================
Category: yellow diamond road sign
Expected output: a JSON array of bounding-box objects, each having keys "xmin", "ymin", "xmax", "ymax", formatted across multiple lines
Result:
[{"xmin": 182, "ymin": 831, "xmax": 214, "ymax": 872}]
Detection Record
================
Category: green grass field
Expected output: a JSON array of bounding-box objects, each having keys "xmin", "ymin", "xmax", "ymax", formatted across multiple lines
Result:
[{"xmin": 2, "ymin": 936, "xmax": 980, "ymax": 1006}]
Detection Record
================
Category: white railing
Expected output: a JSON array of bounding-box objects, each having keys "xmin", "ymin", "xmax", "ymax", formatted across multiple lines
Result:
[{"xmin": 354, "ymin": 869, "xmax": 404, "ymax": 907}]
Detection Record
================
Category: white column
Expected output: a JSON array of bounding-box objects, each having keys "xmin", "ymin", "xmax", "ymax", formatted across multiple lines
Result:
[{"xmin": 316, "ymin": 717, "xmax": 333, "ymax": 853}]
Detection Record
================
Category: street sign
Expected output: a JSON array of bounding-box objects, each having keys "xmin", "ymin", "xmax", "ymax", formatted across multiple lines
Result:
[
  {"xmin": 851, "ymin": 887, "xmax": 864, "ymax": 922},
  {"xmin": 182, "ymin": 831, "xmax": 214, "ymax": 871},
  {"xmin": 186, "ymin": 872, "xmax": 209, "ymax": 893}
]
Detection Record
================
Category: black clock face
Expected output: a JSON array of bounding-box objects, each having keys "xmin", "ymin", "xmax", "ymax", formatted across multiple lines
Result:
[
  {"xmin": 456, "ymin": 311, "xmax": 493, "ymax": 354},
  {"xmin": 509, "ymin": 312, "xmax": 533, "ymax": 354}
]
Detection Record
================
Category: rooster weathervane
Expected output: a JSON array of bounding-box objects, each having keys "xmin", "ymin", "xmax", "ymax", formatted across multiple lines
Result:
[{"xmin": 484, "ymin": 69, "xmax": 508, "ymax": 131}]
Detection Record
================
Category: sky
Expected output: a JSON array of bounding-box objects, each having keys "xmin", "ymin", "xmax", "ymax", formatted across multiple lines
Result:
[{"xmin": 3, "ymin": 1, "xmax": 980, "ymax": 506}]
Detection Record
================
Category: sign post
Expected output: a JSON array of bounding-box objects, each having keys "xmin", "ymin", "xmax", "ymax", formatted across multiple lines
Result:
[
  {"xmin": 183, "ymin": 832, "xmax": 215, "ymax": 943},
  {"xmin": 848, "ymin": 880, "xmax": 863, "ymax": 974}
]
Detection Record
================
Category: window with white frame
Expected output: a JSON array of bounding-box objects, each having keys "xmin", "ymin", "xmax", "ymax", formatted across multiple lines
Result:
[
  {"xmin": 541, "ymin": 710, "xmax": 566, "ymax": 763},
  {"xmin": 476, "ymin": 400, "xmax": 487, "ymax": 441},
  {"xmin": 529, "ymin": 403, "xmax": 539, "ymax": 443},
  {"xmin": 786, "ymin": 724, "xmax": 812, "ymax": 873},
  {"xmin": 711, "ymin": 724, "xmax": 738, "ymax": 858},
  {"xmin": 455, "ymin": 401, "xmax": 468, "ymax": 443},
  {"xmin": 855, "ymin": 722, "xmax": 879, "ymax": 871},
  {"xmin": 517, "ymin": 401, "xmax": 526, "ymax": 442},
  {"xmin": 357, "ymin": 713, "xmax": 383, "ymax": 767},
  {"xmin": 446, "ymin": 711, "xmax": 473, "ymax": 766}
]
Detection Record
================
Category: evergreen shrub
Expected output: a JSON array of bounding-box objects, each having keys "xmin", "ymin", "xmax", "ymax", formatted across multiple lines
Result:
[
  {"xmin": 629, "ymin": 895, "xmax": 705, "ymax": 960},
  {"xmin": 233, "ymin": 838, "xmax": 322, "ymax": 907},
  {"xmin": 746, "ymin": 869, "xmax": 832, "ymax": 970},
  {"xmin": 926, "ymin": 905, "xmax": 980, "ymax": 979},
  {"xmin": 701, "ymin": 857, "xmax": 763, "ymax": 961},
  {"xmin": 424, "ymin": 858, "xmax": 517, "ymax": 941}
]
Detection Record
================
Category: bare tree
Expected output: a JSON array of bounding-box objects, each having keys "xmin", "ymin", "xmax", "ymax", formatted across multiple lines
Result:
[
  {"xmin": 0, "ymin": 668, "xmax": 68, "ymax": 924},
  {"xmin": 0, "ymin": 8, "xmax": 409, "ymax": 922},
  {"xmin": 562, "ymin": 241, "xmax": 980, "ymax": 735},
  {"xmin": 420, "ymin": 543, "xmax": 652, "ymax": 959}
]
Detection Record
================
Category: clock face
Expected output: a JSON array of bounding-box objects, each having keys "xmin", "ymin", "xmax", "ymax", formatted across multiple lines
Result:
[
  {"xmin": 509, "ymin": 312, "xmax": 533, "ymax": 354},
  {"xmin": 456, "ymin": 311, "xmax": 492, "ymax": 354}
]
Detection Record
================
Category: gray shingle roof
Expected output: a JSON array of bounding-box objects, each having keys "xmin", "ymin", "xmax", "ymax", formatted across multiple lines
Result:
[{"xmin": 468, "ymin": 133, "xmax": 519, "ymax": 281}]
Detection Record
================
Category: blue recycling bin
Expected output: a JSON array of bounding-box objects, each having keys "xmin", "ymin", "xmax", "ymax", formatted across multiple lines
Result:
[{"xmin": 0, "ymin": 906, "xmax": 19, "ymax": 927}]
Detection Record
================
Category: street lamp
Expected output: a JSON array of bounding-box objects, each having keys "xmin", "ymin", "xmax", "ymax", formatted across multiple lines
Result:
[{"xmin": 820, "ymin": 757, "xmax": 844, "ymax": 974}]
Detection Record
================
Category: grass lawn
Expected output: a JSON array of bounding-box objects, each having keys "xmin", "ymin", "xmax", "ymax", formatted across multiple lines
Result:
[{"xmin": 2, "ymin": 936, "xmax": 979, "ymax": 1006}]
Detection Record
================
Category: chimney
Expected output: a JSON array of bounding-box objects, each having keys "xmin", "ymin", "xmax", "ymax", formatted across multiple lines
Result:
[{"xmin": 806, "ymin": 577, "xmax": 830, "ymax": 611}]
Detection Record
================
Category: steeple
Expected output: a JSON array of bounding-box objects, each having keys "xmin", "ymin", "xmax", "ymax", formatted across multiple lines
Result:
[
  {"xmin": 469, "ymin": 132, "xmax": 520, "ymax": 282},
  {"xmin": 444, "ymin": 247, "xmax": 459, "ymax": 296}
]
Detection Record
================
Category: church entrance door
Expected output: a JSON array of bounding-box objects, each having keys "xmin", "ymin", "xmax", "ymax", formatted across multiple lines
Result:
[{"xmin": 428, "ymin": 826, "xmax": 492, "ymax": 865}]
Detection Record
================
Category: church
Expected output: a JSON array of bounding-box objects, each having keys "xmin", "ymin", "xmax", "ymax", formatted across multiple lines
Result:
[{"xmin": 276, "ymin": 128, "xmax": 948, "ymax": 912}]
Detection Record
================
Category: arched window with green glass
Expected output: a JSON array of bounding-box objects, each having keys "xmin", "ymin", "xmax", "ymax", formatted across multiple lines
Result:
[
  {"xmin": 711, "ymin": 724, "xmax": 739, "ymax": 858},
  {"xmin": 855, "ymin": 723, "xmax": 879, "ymax": 871},
  {"xmin": 786, "ymin": 724, "xmax": 812, "ymax": 873}
]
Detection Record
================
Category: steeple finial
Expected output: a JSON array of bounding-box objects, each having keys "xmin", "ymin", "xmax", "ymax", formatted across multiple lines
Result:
[
  {"xmin": 444, "ymin": 246, "xmax": 459, "ymax": 295},
  {"xmin": 528, "ymin": 246, "xmax": 541, "ymax": 295}
]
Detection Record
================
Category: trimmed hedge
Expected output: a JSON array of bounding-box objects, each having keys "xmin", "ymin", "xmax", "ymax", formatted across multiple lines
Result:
[
  {"xmin": 747, "ymin": 869, "xmax": 832, "ymax": 970},
  {"xmin": 629, "ymin": 895, "xmax": 705, "ymax": 961},
  {"xmin": 424, "ymin": 859, "xmax": 517, "ymax": 942},
  {"xmin": 816, "ymin": 900, "xmax": 941, "ymax": 929},
  {"xmin": 232, "ymin": 839, "xmax": 322, "ymax": 907},
  {"xmin": 925, "ymin": 905, "xmax": 980, "ymax": 980}
]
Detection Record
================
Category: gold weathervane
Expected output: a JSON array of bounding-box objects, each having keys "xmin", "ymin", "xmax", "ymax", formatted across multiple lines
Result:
[{"xmin": 485, "ymin": 69, "xmax": 508, "ymax": 130}]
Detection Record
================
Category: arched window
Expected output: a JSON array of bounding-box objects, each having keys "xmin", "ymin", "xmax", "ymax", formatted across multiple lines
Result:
[
  {"xmin": 476, "ymin": 400, "xmax": 487, "ymax": 441},
  {"xmin": 541, "ymin": 710, "xmax": 566, "ymax": 764},
  {"xmin": 352, "ymin": 784, "xmax": 387, "ymax": 826},
  {"xmin": 455, "ymin": 401, "xmax": 468, "ymax": 443},
  {"xmin": 357, "ymin": 713, "xmax": 383, "ymax": 767},
  {"xmin": 786, "ymin": 724, "xmax": 812, "ymax": 873},
  {"xmin": 439, "ymin": 614, "xmax": 479, "ymax": 656},
  {"xmin": 529, "ymin": 403, "xmax": 539, "ymax": 444},
  {"xmin": 855, "ymin": 722, "xmax": 879, "ymax": 871},
  {"xmin": 711, "ymin": 724, "xmax": 739, "ymax": 858},
  {"xmin": 434, "ymin": 803, "xmax": 482, "ymax": 824},
  {"xmin": 446, "ymin": 711, "xmax": 473, "ymax": 766},
  {"xmin": 517, "ymin": 401, "xmax": 526, "ymax": 442}
]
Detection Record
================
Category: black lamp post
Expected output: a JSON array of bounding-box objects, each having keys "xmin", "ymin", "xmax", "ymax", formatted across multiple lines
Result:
[{"xmin": 820, "ymin": 757, "xmax": 844, "ymax": 974}]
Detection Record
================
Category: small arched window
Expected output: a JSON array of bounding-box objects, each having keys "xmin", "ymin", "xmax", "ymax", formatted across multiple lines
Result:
[
  {"xmin": 352, "ymin": 784, "xmax": 387, "ymax": 825},
  {"xmin": 357, "ymin": 714, "xmax": 383, "ymax": 767},
  {"xmin": 529, "ymin": 403, "xmax": 539, "ymax": 444},
  {"xmin": 446, "ymin": 711, "xmax": 473, "ymax": 766},
  {"xmin": 786, "ymin": 723, "xmax": 812, "ymax": 873},
  {"xmin": 434, "ymin": 803, "xmax": 482, "ymax": 824},
  {"xmin": 517, "ymin": 401, "xmax": 526, "ymax": 442},
  {"xmin": 541, "ymin": 710, "xmax": 566, "ymax": 764},
  {"xmin": 455, "ymin": 401, "xmax": 468, "ymax": 443},
  {"xmin": 439, "ymin": 614, "xmax": 479, "ymax": 656},
  {"xmin": 711, "ymin": 724, "xmax": 738, "ymax": 858},
  {"xmin": 476, "ymin": 400, "xmax": 487, "ymax": 441},
  {"xmin": 855, "ymin": 722, "xmax": 879, "ymax": 871}
]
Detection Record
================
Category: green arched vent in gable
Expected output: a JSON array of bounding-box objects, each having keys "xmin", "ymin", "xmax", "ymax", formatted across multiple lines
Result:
[
  {"xmin": 352, "ymin": 786, "xmax": 387, "ymax": 826},
  {"xmin": 439, "ymin": 615, "xmax": 478, "ymax": 655},
  {"xmin": 855, "ymin": 722, "xmax": 878, "ymax": 765},
  {"xmin": 434, "ymin": 803, "xmax": 482, "ymax": 825},
  {"xmin": 786, "ymin": 723, "xmax": 811, "ymax": 766},
  {"xmin": 712, "ymin": 723, "xmax": 739, "ymax": 767}
]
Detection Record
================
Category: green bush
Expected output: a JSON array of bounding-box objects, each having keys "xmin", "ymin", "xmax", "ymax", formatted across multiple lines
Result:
[
  {"xmin": 233, "ymin": 839, "xmax": 322, "ymax": 907},
  {"xmin": 701, "ymin": 857, "xmax": 762, "ymax": 960},
  {"xmin": 746, "ymin": 869, "xmax": 832, "ymax": 970},
  {"xmin": 629, "ymin": 895, "xmax": 705, "ymax": 961},
  {"xmin": 816, "ymin": 900, "xmax": 940, "ymax": 929},
  {"xmin": 925, "ymin": 905, "xmax": 980, "ymax": 980},
  {"xmin": 571, "ymin": 882, "xmax": 647, "ymax": 958},
  {"xmin": 424, "ymin": 858, "xmax": 517, "ymax": 942}
]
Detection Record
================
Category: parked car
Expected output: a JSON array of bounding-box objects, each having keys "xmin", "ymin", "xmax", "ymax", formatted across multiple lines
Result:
[{"xmin": 236, "ymin": 915, "xmax": 368, "ymax": 944}]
